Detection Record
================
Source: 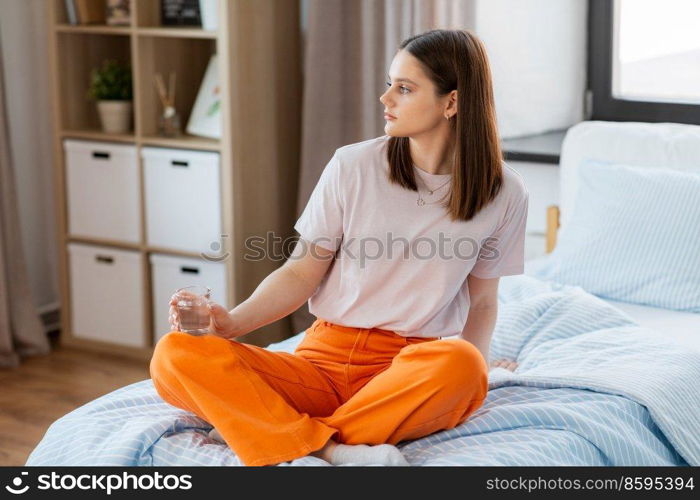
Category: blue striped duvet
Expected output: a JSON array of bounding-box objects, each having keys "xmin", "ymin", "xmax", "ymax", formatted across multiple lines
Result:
[{"xmin": 26, "ymin": 275, "xmax": 700, "ymax": 466}]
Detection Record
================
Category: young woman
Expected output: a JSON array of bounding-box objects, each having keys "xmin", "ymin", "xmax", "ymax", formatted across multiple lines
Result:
[{"xmin": 150, "ymin": 28, "xmax": 528, "ymax": 467}]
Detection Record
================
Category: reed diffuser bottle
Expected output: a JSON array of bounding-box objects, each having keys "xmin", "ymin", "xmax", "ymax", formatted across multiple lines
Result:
[{"xmin": 154, "ymin": 72, "xmax": 181, "ymax": 137}]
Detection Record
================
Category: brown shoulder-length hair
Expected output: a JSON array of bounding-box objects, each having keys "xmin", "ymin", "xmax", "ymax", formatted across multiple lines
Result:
[{"xmin": 387, "ymin": 29, "xmax": 503, "ymax": 222}]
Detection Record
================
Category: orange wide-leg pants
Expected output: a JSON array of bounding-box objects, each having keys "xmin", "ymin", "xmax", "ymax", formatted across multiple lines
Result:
[{"xmin": 149, "ymin": 318, "xmax": 489, "ymax": 466}]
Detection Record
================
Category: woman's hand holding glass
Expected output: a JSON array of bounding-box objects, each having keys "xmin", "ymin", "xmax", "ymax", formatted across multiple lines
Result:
[{"xmin": 168, "ymin": 286, "xmax": 241, "ymax": 339}]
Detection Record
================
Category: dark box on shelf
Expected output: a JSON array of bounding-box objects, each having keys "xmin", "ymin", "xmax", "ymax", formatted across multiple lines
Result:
[{"xmin": 161, "ymin": 0, "xmax": 202, "ymax": 26}]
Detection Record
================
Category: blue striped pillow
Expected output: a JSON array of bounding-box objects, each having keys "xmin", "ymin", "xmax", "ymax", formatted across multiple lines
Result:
[{"xmin": 533, "ymin": 160, "xmax": 700, "ymax": 312}]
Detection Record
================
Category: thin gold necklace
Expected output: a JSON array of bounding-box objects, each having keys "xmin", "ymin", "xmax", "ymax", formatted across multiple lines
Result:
[{"xmin": 415, "ymin": 174, "xmax": 451, "ymax": 206}]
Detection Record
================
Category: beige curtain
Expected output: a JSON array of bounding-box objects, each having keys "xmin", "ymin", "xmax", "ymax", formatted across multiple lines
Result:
[
  {"xmin": 292, "ymin": 0, "xmax": 476, "ymax": 333},
  {"xmin": 0, "ymin": 37, "xmax": 51, "ymax": 368}
]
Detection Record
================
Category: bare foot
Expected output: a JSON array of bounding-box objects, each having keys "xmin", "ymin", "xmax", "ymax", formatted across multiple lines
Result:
[{"xmin": 490, "ymin": 358, "xmax": 518, "ymax": 371}]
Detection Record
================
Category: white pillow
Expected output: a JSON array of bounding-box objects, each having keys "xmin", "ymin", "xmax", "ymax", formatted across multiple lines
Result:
[{"xmin": 533, "ymin": 160, "xmax": 700, "ymax": 312}]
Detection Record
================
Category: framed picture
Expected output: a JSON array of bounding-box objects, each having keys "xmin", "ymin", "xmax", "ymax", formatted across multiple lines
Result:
[
  {"xmin": 161, "ymin": 0, "xmax": 201, "ymax": 26},
  {"xmin": 106, "ymin": 0, "xmax": 131, "ymax": 26},
  {"xmin": 186, "ymin": 55, "xmax": 221, "ymax": 139}
]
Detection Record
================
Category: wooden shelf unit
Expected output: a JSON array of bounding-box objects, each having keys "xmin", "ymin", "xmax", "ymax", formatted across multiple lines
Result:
[
  {"xmin": 55, "ymin": 24, "xmax": 133, "ymax": 35},
  {"xmin": 48, "ymin": 0, "xmax": 302, "ymax": 357}
]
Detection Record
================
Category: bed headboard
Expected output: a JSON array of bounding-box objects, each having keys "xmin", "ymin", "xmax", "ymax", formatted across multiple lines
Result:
[{"xmin": 546, "ymin": 120, "xmax": 700, "ymax": 252}]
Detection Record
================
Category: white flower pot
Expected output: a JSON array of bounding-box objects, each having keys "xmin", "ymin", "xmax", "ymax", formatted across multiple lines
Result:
[{"xmin": 97, "ymin": 100, "xmax": 132, "ymax": 134}]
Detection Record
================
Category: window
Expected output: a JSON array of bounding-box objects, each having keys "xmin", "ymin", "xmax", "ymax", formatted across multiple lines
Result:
[{"xmin": 589, "ymin": 0, "xmax": 700, "ymax": 124}]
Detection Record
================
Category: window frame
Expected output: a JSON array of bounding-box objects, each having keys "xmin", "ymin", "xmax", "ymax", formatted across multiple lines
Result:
[{"xmin": 589, "ymin": 0, "xmax": 700, "ymax": 125}]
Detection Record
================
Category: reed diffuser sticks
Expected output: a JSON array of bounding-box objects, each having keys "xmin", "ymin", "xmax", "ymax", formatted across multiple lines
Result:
[{"xmin": 153, "ymin": 72, "xmax": 176, "ymax": 109}]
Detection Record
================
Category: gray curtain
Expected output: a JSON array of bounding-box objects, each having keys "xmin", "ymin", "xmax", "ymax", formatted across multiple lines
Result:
[
  {"xmin": 292, "ymin": 0, "xmax": 475, "ymax": 333},
  {"xmin": 0, "ymin": 35, "xmax": 51, "ymax": 368}
]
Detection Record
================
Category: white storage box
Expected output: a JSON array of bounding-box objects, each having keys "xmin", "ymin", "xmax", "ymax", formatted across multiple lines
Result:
[
  {"xmin": 150, "ymin": 253, "xmax": 228, "ymax": 341},
  {"xmin": 68, "ymin": 243, "xmax": 146, "ymax": 348},
  {"xmin": 142, "ymin": 147, "xmax": 222, "ymax": 253},
  {"xmin": 64, "ymin": 139, "xmax": 140, "ymax": 243}
]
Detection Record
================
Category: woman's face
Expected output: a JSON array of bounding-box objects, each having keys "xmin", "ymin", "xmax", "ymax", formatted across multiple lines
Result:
[{"xmin": 379, "ymin": 50, "xmax": 455, "ymax": 137}]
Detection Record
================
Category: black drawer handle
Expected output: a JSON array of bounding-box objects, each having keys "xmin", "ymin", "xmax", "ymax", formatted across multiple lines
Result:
[
  {"xmin": 171, "ymin": 160, "xmax": 189, "ymax": 167},
  {"xmin": 92, "ymin": 151, "xmax": 111, "ymax": 160},
  {"xmin": 180, "ymin": 266, "xmax": 200, "ymax": 274},
  {"xmin": 95, "ymin": 255, "xmax": 114, "ymax": 264}
]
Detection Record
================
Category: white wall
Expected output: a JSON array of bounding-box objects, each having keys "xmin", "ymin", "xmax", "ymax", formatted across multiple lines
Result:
[
  {"xmin": 475, "ymin": 0, "xmax": 588, "ymax": 138},
  {"xmin": 0, "ymin": 0, "xmax": 58, "ymax": 312},
  {"xmin": 301, "ymin": 0, "xmax": 588, "ymax": 139}
]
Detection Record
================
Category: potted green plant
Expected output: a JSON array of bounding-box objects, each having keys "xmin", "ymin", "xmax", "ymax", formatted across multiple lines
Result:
[{"xmin": 87, "ymin": 59, "xmax": 133, "ymax": 134}]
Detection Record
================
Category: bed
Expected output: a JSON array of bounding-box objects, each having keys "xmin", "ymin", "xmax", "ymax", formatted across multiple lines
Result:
[
  {"xmin": 26, "ymin": 121, "xmax": 700, "ymax": 466},
  {"xmin": 525, "ymin": 258, "xmax": 700, "ymax": 353}
]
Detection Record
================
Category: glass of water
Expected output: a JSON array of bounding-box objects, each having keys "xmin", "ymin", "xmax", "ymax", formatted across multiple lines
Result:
[{"xmin": 175, "ymin": 285, "xmax": 211, "ymax": 335}]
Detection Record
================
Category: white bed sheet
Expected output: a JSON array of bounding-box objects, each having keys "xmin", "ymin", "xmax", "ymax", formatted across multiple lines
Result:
[
  {"xmin": 524, "ymin": 257, "xmax": 700, "ymax": 352},
  {"xmin": 599, "ymin": 298, "xmax": 700, "ymax": 352}
]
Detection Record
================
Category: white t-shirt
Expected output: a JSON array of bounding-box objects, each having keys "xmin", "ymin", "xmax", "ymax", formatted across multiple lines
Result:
[{"xmin": 294, "ymin": 135, "xmax": 529, "ymax": 338}]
